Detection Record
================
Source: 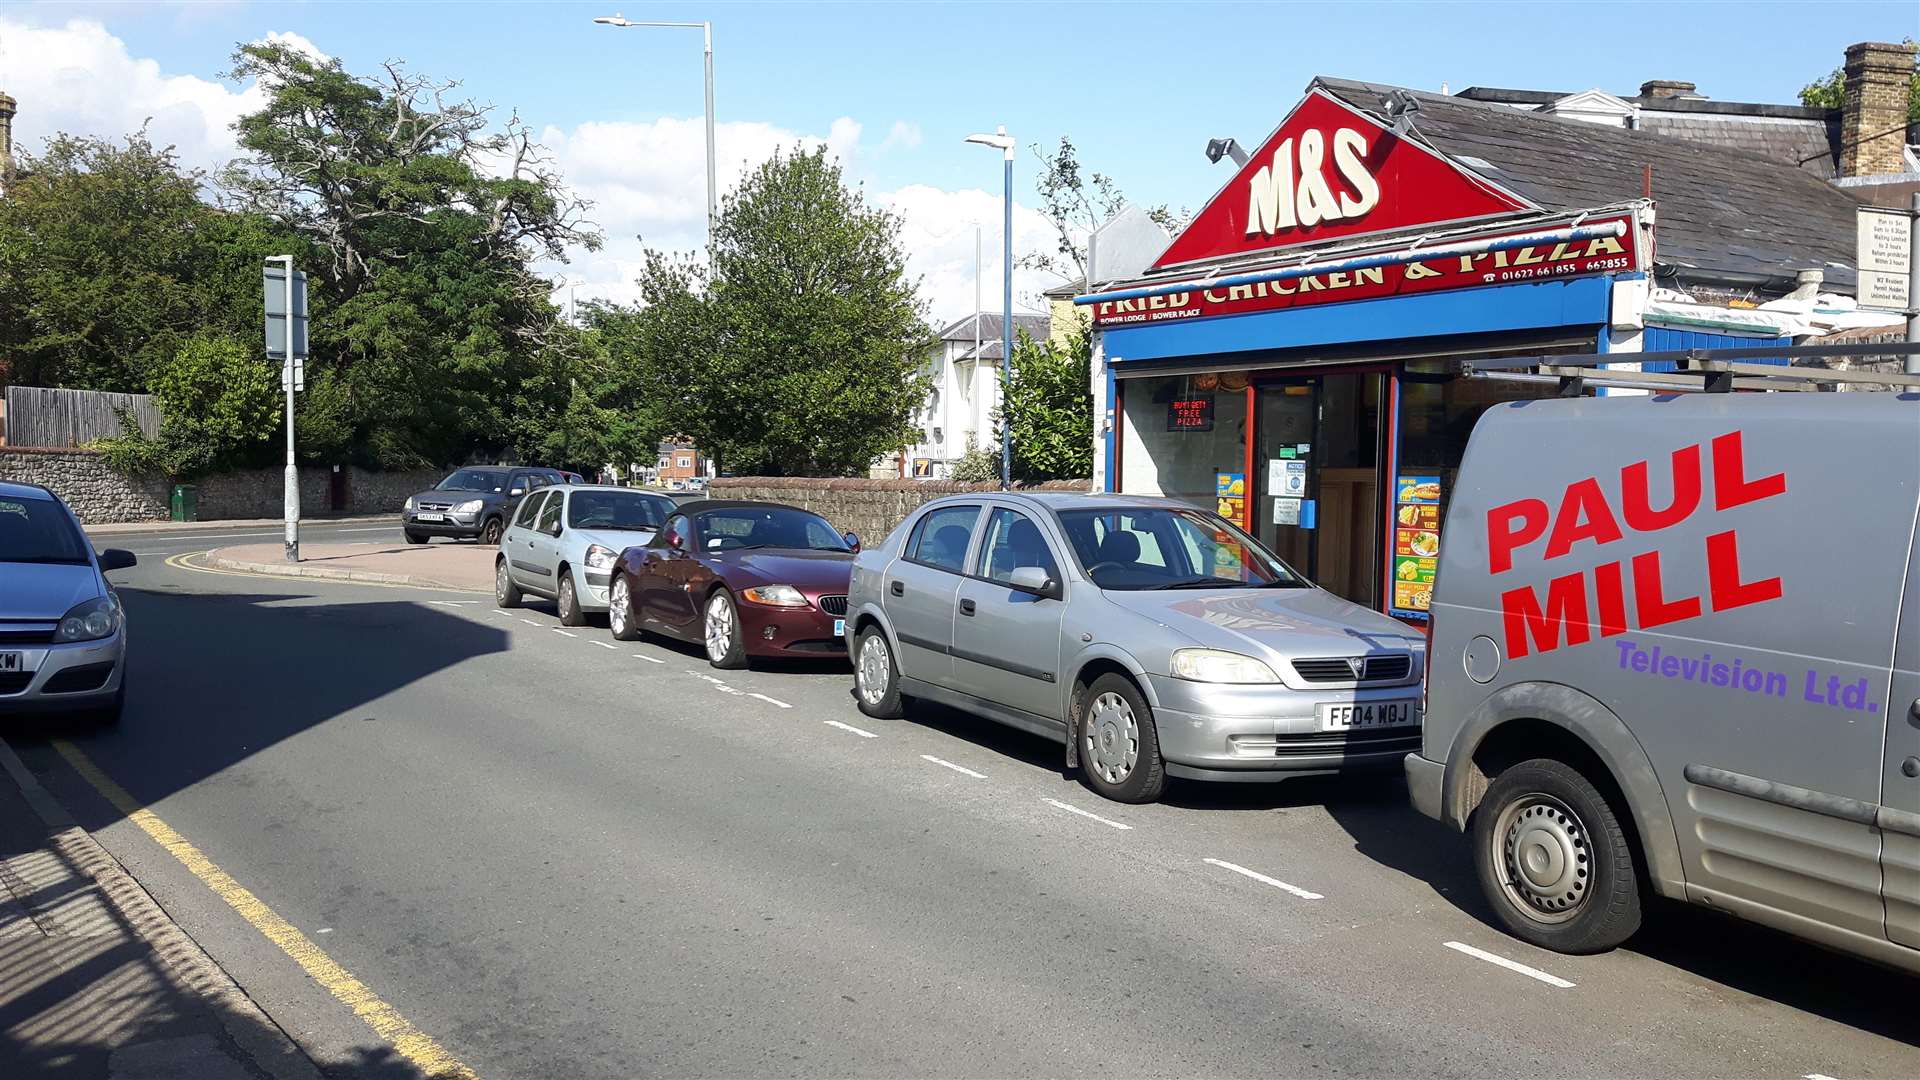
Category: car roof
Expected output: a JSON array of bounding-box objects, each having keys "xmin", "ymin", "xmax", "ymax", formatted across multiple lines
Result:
[
  {"xmin": 0, "ymin": 480, "xmax": 58, "ymax": 502},
  {"xmin": 920, "ymin": 490, "xmax": 1182, "ymax": 514},
  {"xmin": 672, "ymin": 499, "xmax": 811, "ymax": 516},
  {"xmin": 549, "ymin": 484, "xmax": 674, "ymax": 495}
]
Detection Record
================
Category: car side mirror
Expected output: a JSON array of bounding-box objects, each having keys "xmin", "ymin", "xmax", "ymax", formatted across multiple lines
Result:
[
  {"xmin": 97, "ymin": 548, "xmax": 138, "ymax": 573},
  {"xmin": 665, "ymin": 530, "xmax": 683, "ymax": 550},
  {"xmin": 510, "ymin": 487, "xmax": 526, "ymax": 498},
  {"xmin": 548, "ymin": 522, "xmax": 564, "ymax": 538},
  {"xmin": 1008, "ymin": 565, "xmax": 1061, "ymax": 600},
  {"xmin": 843, "ymin": 531, "xmax": 861, "ymax": 553}
]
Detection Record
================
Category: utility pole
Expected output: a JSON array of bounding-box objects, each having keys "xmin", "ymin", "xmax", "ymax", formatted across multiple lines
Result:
[
  {"xmin": 265, "ymin": 256, "xmax": 305, "ymax": 562},
  {"xmin": 1907, "ymin": 193, "xmax": 1919, "ymax": 375}
]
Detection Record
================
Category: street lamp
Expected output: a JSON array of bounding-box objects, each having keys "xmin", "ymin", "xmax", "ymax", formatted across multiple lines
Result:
[
  {"xmin": 595, "ymin": 12, "xmax": 717, "ymax": 239},
  {"xmin": 965, "ymin": 126, "xmax": 1015, "ymax": 489}
]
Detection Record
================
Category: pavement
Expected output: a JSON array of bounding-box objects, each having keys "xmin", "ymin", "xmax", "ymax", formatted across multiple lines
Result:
[
  {"xmin": 205, "ymin": 543, "xmax": 493, "ymax": 593},
  {"xmin": 1, "ymin": 521, "xmax": 1915, "ymax": 1078},
  {"xmin": 85, "ymin": 516, "xmax": 393, "ymax": 536}
]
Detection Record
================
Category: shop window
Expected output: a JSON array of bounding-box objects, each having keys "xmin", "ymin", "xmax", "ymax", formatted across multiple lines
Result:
[{"xmin": 1119, "ymin": 373, "xmax": 1249, "ymax": 518}]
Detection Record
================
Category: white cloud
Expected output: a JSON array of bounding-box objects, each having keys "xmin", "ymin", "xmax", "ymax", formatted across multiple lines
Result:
[{"xmin": 880, "ymin": 120, "xmax": 923, "ymax": 152}]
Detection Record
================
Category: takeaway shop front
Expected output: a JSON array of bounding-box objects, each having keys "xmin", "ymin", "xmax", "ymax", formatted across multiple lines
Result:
[{"xmin": 1080, "ymin": 87, "xmax": 1654, "ymax": 622}]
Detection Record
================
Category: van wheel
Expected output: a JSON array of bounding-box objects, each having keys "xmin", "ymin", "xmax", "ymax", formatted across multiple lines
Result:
[
  {"xmin": 853, "ymin": 626, "xmax": 905, "ymax": 719},
  {"xmin": 1473, "ymin": 758, "xmax": 1642, "ymax": 954},
  {"xmin": 1076, "ymin": 674, "xmax": 1166, "ymax": 804}
]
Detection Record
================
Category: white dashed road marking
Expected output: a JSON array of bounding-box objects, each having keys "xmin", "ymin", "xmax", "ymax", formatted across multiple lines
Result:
[
  {"xmin": 920, "ymin": 755, "xmax": 987, "ymax": 779},
  {"xmin": 1443, "ymin": 941, "xmax": 1575, "ymax": 988},
  {"xmin": 552, "ymin": 629, "xmax": 578, "ymax": 638},
  {"xmin": 492, "ymin": 609, "xmax": 512, "ymax": 617},
  {"xmin": 749, "ymin": 693, "xmax": 792, "ymax": 709},
  {"xmin": 1042, "ymin": 798, "xmax": 1132, "ymax": 830},
  {"xmin": 519, "ymin": 619, "xmax": 541, "ymax": 626},
  {"xmin": 824, "ymin": 720, "xmax": 878, "ymax": 739},
  {"xmin": 593, "ymin": 641, "xmax": 618, "ymax": 650},
  {"xmin": 1203, "ymin": 858, "xmax": 1323, "ymax": 900},
  {"xmin": 632, "ymin": 653, "xmax": 665, "ymax": 664},
  {"xmin": 428, "ymin": 600, "xmax": 479, "ymax": 607}
]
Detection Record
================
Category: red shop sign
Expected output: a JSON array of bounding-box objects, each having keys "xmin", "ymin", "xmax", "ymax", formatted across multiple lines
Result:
[
  {"xmin": 1091, "ymin": 214, "xmax": 1640, "ymax": 329},
  {"xmin": 1152, "ymin": 89, "xmax": 1536, "ymax": 271}
]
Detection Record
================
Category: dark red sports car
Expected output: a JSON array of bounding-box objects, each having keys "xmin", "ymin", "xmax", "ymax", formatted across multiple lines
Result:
[{"xmin": 605, "ymin": 500, "xmax": 858, "ymax": 668}]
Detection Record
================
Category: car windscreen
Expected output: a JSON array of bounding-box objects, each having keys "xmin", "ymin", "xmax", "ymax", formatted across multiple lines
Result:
[
  {"xmin": 696, "ymin": 507, "xmax": 849, "ymax": 553},
  {"xmin": 437, "ymin": 469, "xmax": 508, "ymax": 493},
  {"xmin": 0, "ymin": 497, "xmax": 91, "ymax": 565},
  {"xmin": 1056, "ymin": 507, "xmax": 1305, "ymax": 591},
  {"xmin": 568, "ymin": 491, "xmax": 671, "ymax": 531}
]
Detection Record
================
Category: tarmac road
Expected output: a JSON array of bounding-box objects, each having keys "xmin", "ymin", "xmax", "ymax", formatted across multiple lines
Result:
[{"xmin": 6, "ymin": 532, "xmax": 1917, "ymax": 1078}]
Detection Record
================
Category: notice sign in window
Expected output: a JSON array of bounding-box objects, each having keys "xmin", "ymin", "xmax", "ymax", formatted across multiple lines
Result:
[{"xmin": 1167, "ymin": 397, "xmax": 1214, "ymax": 432}]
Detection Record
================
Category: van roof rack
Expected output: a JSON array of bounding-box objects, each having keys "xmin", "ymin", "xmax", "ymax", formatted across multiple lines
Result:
[{"xmin": 1463, "ymin": 342, "xmax": 1920, "ymax": 396}]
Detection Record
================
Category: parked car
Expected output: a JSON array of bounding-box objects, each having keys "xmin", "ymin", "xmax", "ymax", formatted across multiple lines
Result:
[
  {"xmin": 402, "ymin": 466, "xmax": 566, "ymax": 545},
  {"xmin": 494, "ymin": 485, "xmax": 678, "ymax": 625},
  {"xmin": 0, "ymin": 481, "xmax": 137, "ymax": 723},
  {"xmin": 606, "ymin": 501, "xmax": 858, "ymax": 668},
  {"xmin": 845, "ymin": 493, "xmax": 1428, "ymax": 803},
  {"xmin": 1409, "ymin": 391, "xmax": 1920, "ymax": 973}
]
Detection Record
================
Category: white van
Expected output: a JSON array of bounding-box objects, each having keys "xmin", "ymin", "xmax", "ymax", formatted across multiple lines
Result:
[{"xmin": 1408, "ymin": 388, "xmax": 1920, "ymax": 972}]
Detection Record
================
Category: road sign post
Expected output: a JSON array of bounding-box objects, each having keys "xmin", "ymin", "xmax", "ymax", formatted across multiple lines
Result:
[
  {"xmin": 1856, "ymin": 201, "xmax": 1917, "ymax": 373},
  {"xmin": 264, "ymin": 257, "xmax": 308, "ymax": 562}
]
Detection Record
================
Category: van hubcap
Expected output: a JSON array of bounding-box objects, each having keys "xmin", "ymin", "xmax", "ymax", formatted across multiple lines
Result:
[
  {"xmin": 1085, "ymin": 692, "xmax": 1138, "ymax": 784},
  {"xmin": 704, "ymin": 595, "xmax": 733, "ymax": 660},
  {"xmin": 1494, "ymin": 794, "xmax": 1590, "ymax": 923},
  {"xmin": 857, "ymin": 635, "xmax": 890, "ymax": 705}
]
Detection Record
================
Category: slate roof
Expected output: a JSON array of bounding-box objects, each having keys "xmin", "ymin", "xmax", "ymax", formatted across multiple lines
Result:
[
  {"xmin": 931, "ymin": 312, "xmax": 1050, "ymax": 344},
  {"xmin": 1311, "ymin": 77, "xmax": 1863, "ymax": 293}
]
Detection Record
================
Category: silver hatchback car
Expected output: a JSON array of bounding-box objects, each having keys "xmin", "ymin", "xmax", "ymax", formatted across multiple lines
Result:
[
  {"xmin": 1, "ymin": 481, "xmax": 137, "ymax": 723},
  {"xmin": 846, "ymin": 493, "xmax": 1427, "ymax": 802}
]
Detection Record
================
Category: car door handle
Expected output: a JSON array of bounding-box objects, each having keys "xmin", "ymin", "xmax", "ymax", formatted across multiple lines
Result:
[
  {"xmin": 959, "ymin": 598, "xmax": 976, "ymax": 616},
  {"xmin": 889, "ymin": 580, "xmax": 904, "ymax": 597}
]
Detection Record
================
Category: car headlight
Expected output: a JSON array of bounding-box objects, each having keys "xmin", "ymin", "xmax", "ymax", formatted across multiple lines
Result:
[
  {"xmin": 454, "ymin": 499, "xmax": 484, "ymax": 515},
  {"xmin": 1170, "ymin": 648, "xmax": 1278, "ymax": 683},
  {"xmin": 741, "ymin": 584, "xmax": 809, "ymax": 607},
  {"xmin": 54, "ymin": 594, "xmax": 123, "ymax": 644},
  {"xmin": 404, "ymin": 496, "xmax": 414, "ymax": 511},
  {"xmin": 584, "ymin": 544, "xmax": 617, "ymax": 571}
]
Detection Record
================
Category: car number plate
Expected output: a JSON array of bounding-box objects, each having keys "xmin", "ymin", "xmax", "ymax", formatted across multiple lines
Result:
[
  {"xmin": 0, "ymin": 652, "xmax": 21, "ymax": 673},
  {"xmin": 414, "ymin": 513, "xmax": 445, "ymax": 522},
  {"xmin": 832, "ymin": 618, "xmax": 846, "ymax": 638},
  {"xmin": 1318, "ymin": 699, "xmax": 1417, "ymax": 732}
]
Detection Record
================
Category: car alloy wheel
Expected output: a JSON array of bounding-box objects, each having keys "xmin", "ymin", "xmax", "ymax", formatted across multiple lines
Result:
[
  {"xmin": 704, "ymin": 593, "xmax": 733, "ymax": 661},
  {"xmin": 494, "ymin": 559, "xmax": 521, "ymax": 608},
  {"xmin": 857, "ymin": 632, "xmax": 892, "ymax": 706},
  {"xmin": 481, "ymin": 518, "xmax": 503, "ymax": 545},
  {"xmin": 610, "ymin": 576, "xmax": 636, "ymax": 639},
  {"xmin": 1490, "ymin": 792, "xmax": 1590, "ymax": 924},
  {"xmin": 1084, "ymin": 690, "xmax": 1139, "ymax": 785}
]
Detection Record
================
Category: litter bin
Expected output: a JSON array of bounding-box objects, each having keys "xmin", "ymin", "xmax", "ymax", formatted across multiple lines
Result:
[{"xmin": 169, "ymin": 483, "xmax": 198, "ymax": 522}]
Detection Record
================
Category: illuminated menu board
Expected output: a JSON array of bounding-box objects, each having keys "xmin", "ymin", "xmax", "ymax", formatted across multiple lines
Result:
[{"xmin": 1167, "ymin": 396, "xmax": 1214, "ymax": 432}]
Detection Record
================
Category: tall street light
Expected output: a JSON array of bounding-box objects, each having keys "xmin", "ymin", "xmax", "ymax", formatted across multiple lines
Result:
[
  {"xmin": 965, "ymin": 125, "xmax": 1015, "ymax": 489},
  {"xmin": 595, "ymin": 12, "xmax": 717, "ymax": 238}
]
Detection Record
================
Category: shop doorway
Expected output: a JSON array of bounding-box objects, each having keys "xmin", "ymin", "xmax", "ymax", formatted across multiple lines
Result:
[{"xmin": 1252, "ymin": 372, "xmax": 1385, "ymax": 607}]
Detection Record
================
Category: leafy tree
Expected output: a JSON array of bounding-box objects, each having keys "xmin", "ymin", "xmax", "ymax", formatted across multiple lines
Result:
[
  {"xmin": 220, "ymin": 42, "xmax": 601, "ymax": 468},
  {"xmin": 603, "ymin": 147, "xmax": 929, "ymax": 476},
  {"xmin": 1002, "ymin": 317, "xmax": 1094, "ymax": 482},
  {"xmin": 95, "ymin": 333, "xmax": 281, "ymax": 477},
  {"xmin": 1024, "ymin": 136, "xmax": 1186, "ymax": 281},
  {"xmin": 947, "ymin": 433, "xmax": 1001, "ymax": 484},
  {"xmin": 1799, "ymin": 42, "xmax": 1920, "ymax": 121},
  {"xmin": 0, "ymin": 131, "xmax": 285, "ymax": 392}
]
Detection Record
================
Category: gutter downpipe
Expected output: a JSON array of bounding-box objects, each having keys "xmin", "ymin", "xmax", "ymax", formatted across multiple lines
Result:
[{"xmin": 1073, "ymin": 220, "xmax": 1629, "ymax": 308}]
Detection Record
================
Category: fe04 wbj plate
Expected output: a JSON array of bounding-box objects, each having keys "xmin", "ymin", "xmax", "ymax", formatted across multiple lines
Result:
[
  {"xmin": 0, "ymin": 652, "xmax": 22, "ymax": 673},
  {"xmin": 1318, "ymin": 699, "xmax": 1417, "ymax": 732}
]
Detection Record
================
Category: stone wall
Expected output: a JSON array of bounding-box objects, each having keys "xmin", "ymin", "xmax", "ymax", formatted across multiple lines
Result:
[
  {"xmin": 0, "ymin": 447, "xmax": 444, "ymax": 524},
  {"xmin": 710, "ymin": 476, "xmax": 1092, "ymax": 544}
]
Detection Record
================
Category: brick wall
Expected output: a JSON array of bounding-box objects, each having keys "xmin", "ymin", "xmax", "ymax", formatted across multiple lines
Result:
[
  {"xmin": 1841, "ymin": 41, "xmax": 1917, "ymax": 177},
  {"xmin": 709, "ymin": 476, "xmax": 1092, "ymax": 545},
  {"xmin": 0, "ymin": 448, "xmax": 443, "ymax": 524}
]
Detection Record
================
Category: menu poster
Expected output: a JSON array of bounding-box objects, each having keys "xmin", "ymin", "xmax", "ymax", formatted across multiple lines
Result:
[
  {"xmin": 1215, "ymin": 471, "xmax": 1246, "ymax": 524},
  {"xmin": 1391, "ymin": 473, "xmax": 1442, "ymax": 616}
]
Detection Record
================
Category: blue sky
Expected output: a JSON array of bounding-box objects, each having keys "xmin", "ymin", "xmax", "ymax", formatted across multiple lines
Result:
[{"xmin": 2, "ymin": 0, "xmax": 1914, "ymax": 318}]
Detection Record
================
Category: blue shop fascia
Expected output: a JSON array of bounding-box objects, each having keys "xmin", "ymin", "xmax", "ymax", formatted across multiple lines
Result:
[{"xmin": 1076, "ymin": 77, "xmax": 1865, "ymax": 621}]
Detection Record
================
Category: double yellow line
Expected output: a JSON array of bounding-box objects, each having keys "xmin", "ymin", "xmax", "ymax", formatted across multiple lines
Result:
[{"xmin": 52, "ymin": 739, "xmax": 479, "ymax": 1079}]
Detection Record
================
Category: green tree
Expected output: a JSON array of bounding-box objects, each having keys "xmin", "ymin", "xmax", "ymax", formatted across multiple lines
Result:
[
  {"xmin": 1799, "ymin": 43, "xmax": 1920, "ymax": 121},
  {"xmin": 0, "ymin": 131, "xmax": 284, "ymax": 392},
  {"xmin": 1023, "ymin": 136, "xmax": 1186, "ymax": 282},
  {"xmin": 221, "ymin": 42, "xmax": 601, "ymax": 468},
  {"xmin": 96, "ymin": 333, "xmax": 282, "ymax": 477},
  {"xmin": 604, "ymin": 147, "xmax": 928, "ymax": 476},
  {"xmin": 1001, "ymin": 317, "xmax": 1094, "ymax": 482}
]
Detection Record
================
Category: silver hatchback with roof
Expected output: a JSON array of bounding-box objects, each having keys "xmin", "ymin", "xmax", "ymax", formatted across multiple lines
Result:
[
  {"xmin": 846, "ymin": 492, "xmax": 1428, "ymax": 802},
  {"xmin": 1, "ymin": 481, "xmax": 138, "ymax": 722}
]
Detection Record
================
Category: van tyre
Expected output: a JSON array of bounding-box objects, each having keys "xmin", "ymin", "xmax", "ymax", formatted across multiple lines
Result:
[
  {"xmin": 1076, "ymin": 673, "xmax": 1166, "ymax": 804},
  {"xmin": 1473, "ymin": 757, "xmax": 1642, "ymax": 954},
  {"xmin": 494, "ymin": 558, "xmax": 522, "ymax": 609},
  {"xmin": 557, "ymin": 570, "xmax": 587, "ymax": 627},
  {"xmin": 853, "ymin": 626, "xmax": 905, "ymax": 719}
]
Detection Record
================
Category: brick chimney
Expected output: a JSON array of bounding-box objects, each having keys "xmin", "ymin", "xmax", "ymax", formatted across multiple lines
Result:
[
  {"xmin": 0, "ymin": 91, "xmax": 16, "ymax": 179},
  {"xmin": 1840, "ymin": 41, "xmax": 1917, "ymax": 177},
  {"xmin": 1639, "ymin": 80, "xmax": 1699, "ymax": 100}
]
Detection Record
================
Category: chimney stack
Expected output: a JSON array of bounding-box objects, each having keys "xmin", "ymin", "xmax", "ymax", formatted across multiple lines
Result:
[
  {"xmin": 0, "ymin": 91, "xmax": 16, "ymax": 179},
  {"xmin": 1839, "ymin": 41, "xmax": 1916, "ymax": 177},
  {"xmin": 1639, "ymin": 80, "xmax": 1699, "ymax": 100}
]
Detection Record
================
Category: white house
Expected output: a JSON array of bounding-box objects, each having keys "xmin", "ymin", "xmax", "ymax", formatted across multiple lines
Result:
[{"xmin": 900, "ymin": 311, "xmax": 1050, "ymax": 478}]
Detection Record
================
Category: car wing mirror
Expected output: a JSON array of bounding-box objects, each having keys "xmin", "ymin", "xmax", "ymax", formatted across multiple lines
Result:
[
  {"xmin": 1008, "ymin": 565, "xmax": 1060, "ymax": 600},
  {"xmin": 97, "ymin": 548, "xmax": 138, "ymax": 573},
  {"xmin": 664, "ymin": 530, "xmax": 683, "ymax": 550},
  {"xmin": 843, "ymin": 530, "xmax": 861, "ymax": 553}
]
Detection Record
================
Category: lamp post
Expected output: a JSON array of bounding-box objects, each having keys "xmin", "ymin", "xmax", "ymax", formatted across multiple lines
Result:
[
  {"xmin": 965, "ymin": 126, "xmax": 1015, "ymax": 489},
  {"xmin": 595, "ymin": 12, "xmax": 717, "ymax": 238}
]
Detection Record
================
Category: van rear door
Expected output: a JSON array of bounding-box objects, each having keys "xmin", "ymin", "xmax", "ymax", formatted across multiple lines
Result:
[{"xmin": 1884, "ymin": 505, "xmax": 1920, "ymax": 952}]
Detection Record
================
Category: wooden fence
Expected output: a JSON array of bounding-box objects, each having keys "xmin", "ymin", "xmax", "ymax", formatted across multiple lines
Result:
[{"xmin": 0, "ymin": 385, "xmax": 161, "ymax": 447}]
